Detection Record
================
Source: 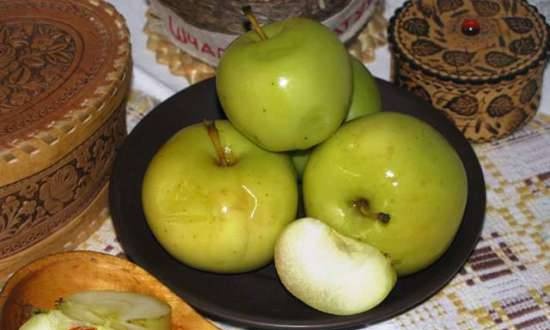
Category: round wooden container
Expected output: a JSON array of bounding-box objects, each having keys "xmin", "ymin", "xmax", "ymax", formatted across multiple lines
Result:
[
  {"xmin": 0, "ymin": 251, "xmax": 217, "ymax": 330},
  {"xmin": 388, "ymin": 0, "xmax": 550, "ymax": 142},
  {"xmin": 150, "ymin": 0, "xmax": 380, "ymax": 66},
  {"xmin": 0, "ymin": 0, "xmax": 131, "ymax": 280}
]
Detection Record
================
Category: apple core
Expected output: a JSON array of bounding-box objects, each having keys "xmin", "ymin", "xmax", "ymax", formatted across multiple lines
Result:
[{"xmin": 352, "ymin": 198, "xmax": 391, "ymax": 224}]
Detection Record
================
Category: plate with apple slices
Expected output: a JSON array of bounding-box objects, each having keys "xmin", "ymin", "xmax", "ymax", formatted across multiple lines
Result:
[{"xmin": 109, "ymin": 77, "xmax": 486, "ymax": 329}]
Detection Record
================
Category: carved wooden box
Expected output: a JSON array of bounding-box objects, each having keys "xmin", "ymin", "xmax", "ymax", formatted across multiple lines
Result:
[
  {"xmin": 0, "ymin": 0, "xmax": 131, "ymax": 279},
  {"xmin": 388, "ymin": 0, "xmax": 549, "ymax": 142}
]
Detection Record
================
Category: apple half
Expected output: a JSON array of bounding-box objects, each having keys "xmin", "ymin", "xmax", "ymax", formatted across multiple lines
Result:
[
  {"xmin": 58, "ymin": 290, "xmax": 170, "ymax": 330},
  {"xmin": 19, "ymin": 291, "xmax": 171, "ymax": 330},
  {"xmin": 274, "ymin": 217, "xmax": 396, "ymax": 316}
]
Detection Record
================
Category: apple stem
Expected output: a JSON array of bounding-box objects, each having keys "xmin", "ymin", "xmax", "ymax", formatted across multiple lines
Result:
[
  {"xmin": 204, "ymin": 121, "xmax": 233, "ymax": 167},
  {"xmin": 352, "ymin": 198, "xmax": 391, "ymax": 224},
  {"xmin": 242, "ymin": 6, "xmax": 268, "ymax": 40}
]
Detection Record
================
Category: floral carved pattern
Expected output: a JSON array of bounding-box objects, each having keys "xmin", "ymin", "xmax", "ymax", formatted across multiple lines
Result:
[
  {"xmin": 411, "ymin": 39, "xmax": 443, "ymax": 56},
  {"xmin": 437, "ymin": 0, "xmax": 463, "ymax": 14},
  {"xmin": 403, "ymin": 18, "xmax": 430, "ymax": 36},
  {"xmin": 519, "ymin": 80, "xmax": 537, "ymax": 104},
  {"xmin": 445, "ymin": 95, "xmax": 479, "ymax": 116},
  {"xmin": 38, "ymin": 165, "xmax": 78, "ymax": 215},
  {"xmin": 487, "ymin": 95, "xmax": 515, "ymax": 117},
  {"xmin": 443, "ymin": 51, "xmax": 475, "ymax": 67},
  {"xmin": 0, "ymin": 105, "xmax": 127, "ymax": 258},
  {"xmin": 485, "ymin": 51, "xmax": 518, "ymax": 68},
  {"xmin": 0, "ymin": 22, "xmax": 76, "ymax": 116},
  {"xmin": 504, "ymin": 17, "xmax": 534, "ymax": 34},
  {"xmin": 472, "ymin": 0, "xmax": 501, "ymax": 17},
  {"xmin": 509, "ymin": 36, "xmax": 537, "ymax": 55}
]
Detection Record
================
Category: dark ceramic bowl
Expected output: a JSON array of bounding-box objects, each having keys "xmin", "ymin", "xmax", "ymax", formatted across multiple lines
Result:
[{"xmin": 109, "ymin": 78, "xmax": 486, "ymax": 329}]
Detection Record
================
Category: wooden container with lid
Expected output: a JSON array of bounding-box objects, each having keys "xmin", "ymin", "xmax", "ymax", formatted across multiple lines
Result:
[
  {"xmin": 388, "ymin": 0, "xmax": 550, "ymax": 142},
  {"xmin": 149, "ymin": 0, "xmax": 380, "ymax": 67},
  {"xmin": 0, "ymin": 0, "xmax": 131, "ymax": 279}
]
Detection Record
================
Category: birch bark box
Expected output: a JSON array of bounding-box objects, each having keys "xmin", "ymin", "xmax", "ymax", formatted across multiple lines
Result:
[
  {"xmin": 388, "ymin": 0, "xmax": 549, "ymax": 142},
  {"xmin": 0, "ymin": 0, "xmax": 131, "ymax": 280},
  {"xmin": 150, "ymin": 0, "xmax": 381, "ymax": 65}
]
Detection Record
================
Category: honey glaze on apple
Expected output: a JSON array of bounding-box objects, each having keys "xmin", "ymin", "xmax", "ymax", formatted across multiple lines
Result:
[
  {"xmin": 216, "ymin": 9, "xmax": 352, "ymax": 151},
  {"xmin": 303, "ymin": 112, "xmax": 468, "ymax": 276},
  {"xmin": 141, "ymin": 120, "xmax": 298, "ymax": 274}
]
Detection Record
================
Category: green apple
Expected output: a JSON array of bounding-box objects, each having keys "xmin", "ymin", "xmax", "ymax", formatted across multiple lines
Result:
[
  {"xmin": 142, "ymin": 120, "xmax": 298, "ymax": 273},
  {"xmin": 303, "ymin": 112, "xmax": 468, "ymax": 276},
  {"xmin": 274, "ymin": 217, "xmax": 396, "ymax": 315},
  {"xmin": 216, "ymin": 17, "xmax": 352, "ymax": 152},
  {"xmin": 290, "ymin": 149, "xmax": 310, "ymax": 178},
  {"xmin": 347, "ymin": 57, "xmax": 382, "ymax": 121},
  {"xmin": 290, "ymin": 56, "xmax": 382, "ymax": 177}
]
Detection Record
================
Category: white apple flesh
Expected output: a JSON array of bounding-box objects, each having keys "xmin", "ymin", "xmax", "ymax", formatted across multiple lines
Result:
[
  {"xmin": 59, "ymin": 291, "xmax": 171, "ymax": 330},
  {"xmin": 274, "ymin": 218, "xmax": 396, "ymax": 316},
  {"xmin": 19, "ymin": 310, "xmax": 98, "ymax": 330}
]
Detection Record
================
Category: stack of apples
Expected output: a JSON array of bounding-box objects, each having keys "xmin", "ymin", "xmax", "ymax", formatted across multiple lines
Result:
[{"xmin": 142, "ymin": 8, "xmax": 468, "ymax": 316}]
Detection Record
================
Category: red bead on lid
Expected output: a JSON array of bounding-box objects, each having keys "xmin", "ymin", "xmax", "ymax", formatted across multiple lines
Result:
[{"xmin": 462, "ymin": 18, "xmax": 481, "ymax": 36}]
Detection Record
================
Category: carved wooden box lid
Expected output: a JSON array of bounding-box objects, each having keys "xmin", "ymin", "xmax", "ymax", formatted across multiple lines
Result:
[
  {"xmin": 0, "ymin": 0, "xmax": 131, "ymax": 277},
  {"xmin": 388, "ymin": 0, "xmax": 550, "ymax": 142}
]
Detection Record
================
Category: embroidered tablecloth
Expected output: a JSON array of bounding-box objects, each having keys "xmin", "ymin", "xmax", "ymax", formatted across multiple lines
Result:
[{"xmin": 67, "ymin": 86, "xmax": 550, "ymax": 330}]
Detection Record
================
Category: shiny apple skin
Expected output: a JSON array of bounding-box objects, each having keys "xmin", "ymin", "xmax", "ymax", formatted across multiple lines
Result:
[
  {"xmin": 347, "ymin": 57, "xmax": 382, "ymax": 121},
  {"xmin": 142, "ymin": 120, "xmax": 298, "ymax": 273},
  {"xmin": 291, "ymin": 57, "xmax": 382, "ymax": 178},
  {"xmin": 303, "ymin": 112, "xmax": 468, "ymax": 275},
  {"xmin": 216, "ymin": 18, "xmax": 352, "ymax": 152}
]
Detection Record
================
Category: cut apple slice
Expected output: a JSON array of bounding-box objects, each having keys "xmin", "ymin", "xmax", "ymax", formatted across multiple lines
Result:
[
  {"xmin": 274, "ymin": 217, "xmax": 397, "ymax": 316},
  {"xmin": 19, "ymin": 309, "xmax": 111, "ymax": 330},
  {"xmin": 58, "ymin": 291, "xmax": 170, "ymax": 330}
]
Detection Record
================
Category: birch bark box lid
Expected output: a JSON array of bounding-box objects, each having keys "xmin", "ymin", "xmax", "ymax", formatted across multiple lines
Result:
[
  {"xmin": 150, "ymin": 0, "xmax": 381, "ymax": 67},
  {"xmin": 388, "ymin": 0, "xmax": 550, "ymax": 142},
  {"xmin": 0, "ymin": 0, "xmax": 131, "ymax": 279}
]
